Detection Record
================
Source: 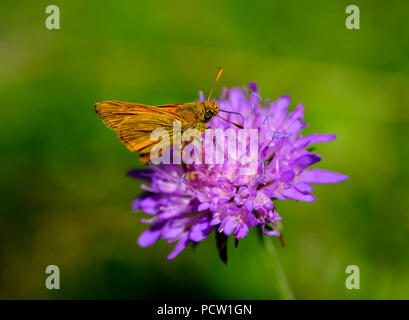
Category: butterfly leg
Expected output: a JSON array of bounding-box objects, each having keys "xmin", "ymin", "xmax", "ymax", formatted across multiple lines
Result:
[
  {"xmin": 205, "ymin": 125, "xmax": 218, "ymax": 159},
  {"xmin": 180, "ymin": 140, "xmax": 189, "ymax": 162},
  {"xmin": 201, "ymin": 141, "xmax": 211, "ymax": 171},
  {"xmin": 193, "ymin": 135, "xmax": 206, "ymax": 165},
  {"xmin": 186, "ymin": 134, "xmax": 208, "ymax": 168},
  {"xmin": 206, "ymin": 126, "xmax": 215, "ymax": 145},
  {"xmin": 180, "ymin": 137, "xmax": 205, "ymax": 165},
  {"xmin": 206, "ymin": 125, "xmax": 224, "ymax": 157}
]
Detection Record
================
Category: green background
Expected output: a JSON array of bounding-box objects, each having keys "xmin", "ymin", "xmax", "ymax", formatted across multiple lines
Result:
[{"xmin": 1, "ymin": 0, "xmax": 408, "ymax": 299}]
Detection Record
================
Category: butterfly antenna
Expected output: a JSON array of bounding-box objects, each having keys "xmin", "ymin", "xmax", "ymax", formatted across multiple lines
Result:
[
  {"xmin": 208, "ymin": 67, "xmax": 223, "ymax": 101},
  {"xmin": 219, "ymin": 109, "xmax": 245, "ymax": 126},
  {"xmin": 216, "ymin": 114, "xmax": 243, "ymax": 129}
]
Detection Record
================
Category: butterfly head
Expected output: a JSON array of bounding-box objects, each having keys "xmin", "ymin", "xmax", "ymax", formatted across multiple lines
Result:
[{"xmin": 203, "ymin": 99, "xmax": 219, "ymax": 122}]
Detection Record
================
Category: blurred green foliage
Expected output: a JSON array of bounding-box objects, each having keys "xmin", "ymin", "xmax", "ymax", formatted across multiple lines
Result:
[{"xmin": 0, "ymin": 0, "xmax": 408, "ymax": 299}]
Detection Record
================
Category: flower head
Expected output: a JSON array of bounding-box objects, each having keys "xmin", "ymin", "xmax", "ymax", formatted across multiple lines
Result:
[{"xmin": 130, "ymin": 83, "xmax": 348, "ymax": 259}]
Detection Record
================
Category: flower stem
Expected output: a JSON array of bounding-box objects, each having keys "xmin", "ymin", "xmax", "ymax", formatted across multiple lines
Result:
[{"xmin": 262, "ymin": 236, "xmax": 295, "ymax": 300}]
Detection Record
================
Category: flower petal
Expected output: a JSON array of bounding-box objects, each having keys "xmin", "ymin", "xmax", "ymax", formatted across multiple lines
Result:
[
  {"xmin": 285, "ymin": 103, "xmax": 306, "ymax": 133},
  {"xmin": 247, "ymin": 211, "xmax": 258, "ymax": 227},
  {"xmin": 254, "ymin": 191, "xmax": 274, "ymax": 210},
  {"xmin": 198, "ymin": 202, "xmax": 210, "ymax": 211},
  {"xmin": 234, "ymin": 224, "xmax": 249, "ymax": 239},
  {"xmin": 263, "ymin": 230, "xmax": 279, "ymax": 236},
  {"xmin": 244, "ymin": 199, "xmax": 254, "ymax": 211},
  {"xmin": 167, "ymin": 234, "xmax": 190, "ymax": 260},
  {"xmin": 219, "ymin": 216, "xmax": 236, "ymax": 235},
  {"xmin": 280, "ymin": 169, "xmax": 295, "ymax": 182},
  {"xmin": 299, "ymin": 169, "xmax": 349, "ymax": 184},
  {"xmin": 292, "ymin": 182, "xmax": 314, "ymax": 193},
  {"xmin": 282, "ymin": 188, "xmax": 316, "ymax": 202},
  {"xmin": 248, "ymin": 82, "xmax": 259, "ymax": 93},
  {"xmin": 295, "ymin": 134, "xmax": 337, "ymax": 148},
  {"xmin": 269, "ymin": 95, "xmax": 290, "ymax": 128},
  {"xmin": 138, "ymin": 227, "xmax": 162, "ymax": 247},
  {"xmin": 134, "ymin": 196, "xmax": 160, "ymax": 214},
  {"xmin": 190, "ymin": 216, "xmax": 213, "ymax": 242},
  {"xmin": 295, "ymin": 153, "xmax": 321, "ymax": 169},
  {"xmin": 127, "ymin": 168, "xmax": 153, "ymax": 181}
]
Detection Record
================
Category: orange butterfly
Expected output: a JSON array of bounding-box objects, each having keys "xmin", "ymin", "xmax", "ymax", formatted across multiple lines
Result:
[{"xmin": 94, "ymin": 68, "xmax": 243, "ymax": 163}]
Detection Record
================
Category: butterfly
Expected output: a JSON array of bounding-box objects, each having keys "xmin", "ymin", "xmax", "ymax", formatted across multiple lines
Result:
[{"xmin": 94, "ymin": 68, "xmax": 243, "ymax": 163}]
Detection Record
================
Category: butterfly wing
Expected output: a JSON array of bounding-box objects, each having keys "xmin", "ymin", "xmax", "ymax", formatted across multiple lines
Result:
[
  {"xmin": 94, "ymin": 101, "xmax": 180, "ymax": 130},
  {"xmin": 118, "ymin": 114, "xmax": 181, "ymax": 162},
  {"xmin": 155, "ymin": 102, "xmax": 202, "ymax": 130},
  {"xmin": 94, "ymin": 101, "xmax": 184, "ymax": 163}
]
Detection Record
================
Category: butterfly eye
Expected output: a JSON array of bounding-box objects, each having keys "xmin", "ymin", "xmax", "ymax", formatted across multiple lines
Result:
[{"xmin": 204, "ymin": 111, "xmax": 213, "ymax": 121}]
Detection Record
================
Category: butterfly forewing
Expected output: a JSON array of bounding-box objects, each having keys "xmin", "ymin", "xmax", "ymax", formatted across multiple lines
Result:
[
  {"xmin": 94, "ymin": 101, "xmax": 180, "ymax": 130},
  {"xmin": 94, "ymin": 101, "xmax": 194, "ymax": 163},
  {"xmin": 118, "ymin": 114, "xmax": 180, "ymax": 159}
]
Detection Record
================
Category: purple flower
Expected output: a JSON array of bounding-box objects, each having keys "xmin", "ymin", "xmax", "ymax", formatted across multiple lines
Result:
[{"xmin": 130, "ymin": 83, "xmax": 349, "ymax": 260}]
